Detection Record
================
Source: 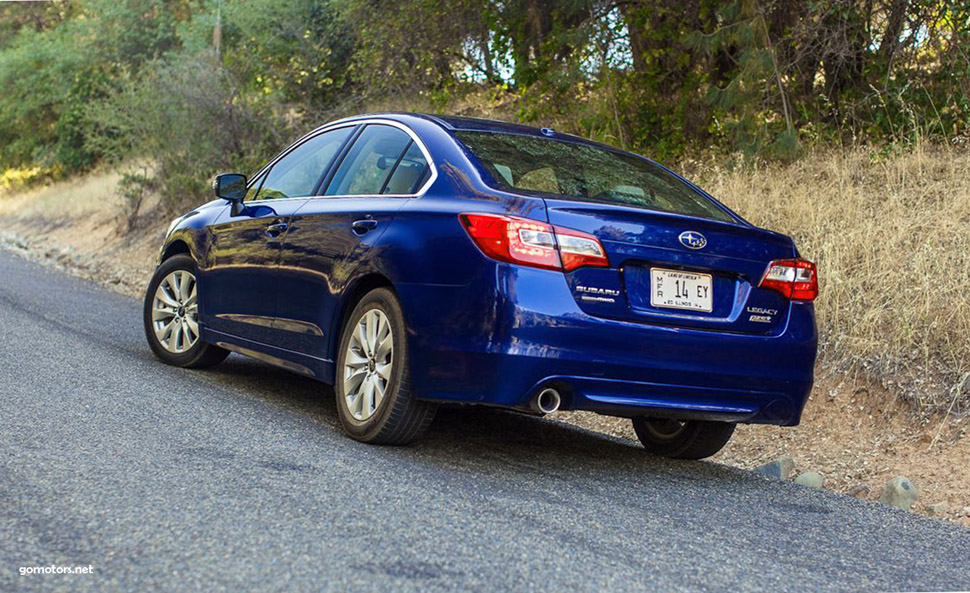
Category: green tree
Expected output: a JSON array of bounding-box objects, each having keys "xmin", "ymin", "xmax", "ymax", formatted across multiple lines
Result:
[
  {"xmin": 217, "ymin": 0, "xmax": 354, "ymax": 108},
  {"xmin": 0, "ymin": 0, "xmax": 190, "ymax": 173}
]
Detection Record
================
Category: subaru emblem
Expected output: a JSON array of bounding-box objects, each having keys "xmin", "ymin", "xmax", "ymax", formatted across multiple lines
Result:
[{"xmin": 678, "ymin": 231, "xmax": 707, "ymax": 250}]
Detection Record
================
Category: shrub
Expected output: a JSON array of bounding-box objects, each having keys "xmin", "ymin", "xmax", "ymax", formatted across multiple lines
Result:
[{"xmin": 88, "ymin": 53, "xmax": 283, "ymax": 213}]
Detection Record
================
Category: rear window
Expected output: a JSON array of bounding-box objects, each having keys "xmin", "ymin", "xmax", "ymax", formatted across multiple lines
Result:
[{"xmin": 455, "ymin": 131, "xmax": 735, "ymax": 222}]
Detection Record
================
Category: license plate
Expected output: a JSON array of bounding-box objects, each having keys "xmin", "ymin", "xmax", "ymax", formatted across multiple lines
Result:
[{"xmin": 649, "ymin": 268, "xmax": 713, "ymax": 312}]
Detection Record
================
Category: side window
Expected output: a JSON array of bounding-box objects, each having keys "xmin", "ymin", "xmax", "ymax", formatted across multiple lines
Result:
[
  {"xmin": 325, "ymin": 125, "xmax": 412, "ymax": 196},
  {"xmin": 382, "ymin": 142, "xmax": 430, "ymax": 194},
  {"xmin": 254, "ymin": 127, "xmax": 353, "ymax": 201}
]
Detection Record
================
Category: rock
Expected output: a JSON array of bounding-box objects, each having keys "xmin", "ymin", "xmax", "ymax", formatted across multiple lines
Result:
[
  {"xmin": 754, "ymin": 457, "xmax": 795, "ymax": 480},
  {"xmin": 879, "ymin": 476, "xmax": 919, "ymax": 511},
  {"xmin": 794, "ymin": 472, "xmax": 824, "ymax": 488},
  {"xmin": 847, "ymin": 484, "xmax": 871, "ymax": 498},
  {"xmin": 925, "ymin": 502, "xmax": 949, "ymax": 516}
]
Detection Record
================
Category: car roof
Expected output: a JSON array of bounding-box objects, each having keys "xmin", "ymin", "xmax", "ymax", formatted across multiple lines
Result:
[
  {"xmin": 416, "ymin": 114, "xmax": 547, "ymax": 135},
  {"xmin": 327, "ymin": 112, "xmax": 612, "ymax": 150}
]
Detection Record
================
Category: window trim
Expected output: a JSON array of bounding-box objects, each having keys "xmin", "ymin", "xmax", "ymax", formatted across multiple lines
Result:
[
  {"xmin": 244, "ymin": 123, "xmax": 359, "ymax": 204},
  {"xmin": 378, "ymin": 140, "xmax": 412, "ymax": 195},
  {"xmin": 244, "ymin": 119, "xmax": 437, "ymax": 203},
  {"xmin": 244, "ymin": 168, "xmax": 270, "ymax": 202}
]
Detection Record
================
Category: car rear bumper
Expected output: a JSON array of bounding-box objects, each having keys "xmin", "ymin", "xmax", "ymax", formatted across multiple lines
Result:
[{"xmin": 398, "ymin": 263, "xmax": 817, "ymax": 426}]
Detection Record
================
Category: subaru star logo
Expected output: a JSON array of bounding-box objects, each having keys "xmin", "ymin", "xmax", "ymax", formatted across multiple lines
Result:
[{"xmin": 678, "ymin": 231, "xmax": 707, "ymax": 250}]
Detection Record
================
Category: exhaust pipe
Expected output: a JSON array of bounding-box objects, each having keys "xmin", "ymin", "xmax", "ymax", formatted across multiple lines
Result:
[{"xmin": 532, "ymin": 388, "xmax": 561, "ymax": 415}]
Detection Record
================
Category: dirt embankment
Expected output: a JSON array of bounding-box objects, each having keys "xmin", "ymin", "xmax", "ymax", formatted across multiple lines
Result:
[
  {"xmin": 2, "ymin": 166, "xmax": 968, "ymax": 526},
  {"xmin": 0, "ymin": 171, "xmax": 161, "ymax": 298}
]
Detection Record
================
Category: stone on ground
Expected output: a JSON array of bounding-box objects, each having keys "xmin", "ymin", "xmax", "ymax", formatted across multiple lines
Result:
[
  {"xmin": 754, "ymin": 457, "xmax": 796, "ymax": 480},
  {"xmin": 794, "ymin": 472, "xmax": 824, "ymax": 488},
  {"xmin": 879, "ymin": 476, "xmax": 919, "ymax": 511}
]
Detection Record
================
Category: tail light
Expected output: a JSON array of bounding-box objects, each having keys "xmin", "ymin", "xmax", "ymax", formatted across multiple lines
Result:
[
  {"xmin": 459, "ymin": 213, "xmax": 609, "ymax": 273},
  {"xmin": 555, "ymin": 228, "xmax": 610, "ymax": 272},
  {"xmin": 759, "ymin": 259, "xmax": 818, "ymax": 301}
]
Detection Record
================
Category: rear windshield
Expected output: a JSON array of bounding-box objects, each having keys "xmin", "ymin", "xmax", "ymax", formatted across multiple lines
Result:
[{"xmin": 455, "ymin": 131, "xmax": 735, "ymax": 223}]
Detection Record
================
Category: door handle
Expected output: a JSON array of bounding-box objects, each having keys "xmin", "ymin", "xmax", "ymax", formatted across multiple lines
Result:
[
  {"xmin": 266, "ymin": 222, "xmax": 289, "ymax": 238},
  {"xmin": 352, "ymin": 219, "xmax": 379, "ymax": 235}
]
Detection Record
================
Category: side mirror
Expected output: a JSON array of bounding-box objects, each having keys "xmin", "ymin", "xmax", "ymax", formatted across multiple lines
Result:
[{"xmin": 213, "ymin": 173, "xmax": 247, "ymax": 203}]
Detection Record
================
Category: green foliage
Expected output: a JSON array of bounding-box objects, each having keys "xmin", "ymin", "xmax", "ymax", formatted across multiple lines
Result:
[
  {"xmin": 218, "ymin": 0, "xmax": 354, "ymax": 107},
  {"xmin": 0, "ymin": 2, "xmax": 73, "ymax": 50},
  {"xmin": 87, "ymin": 54, "xmax": 283, "ymax": 213},
  {"xmin": 117, "ymin": 168, "xmax": 158, "ymax": 230},
  {"xmin": 338, "ymin": 0, "xmax": 491, "ymax": 97},
  {"xmin": 0, "ymin": 26, "xmax": 88, "ymax": 170},
  {"xmin": 0, "ymin": 0, "xmax": 189, "ymax": 174},
  {"xmin": 1, "ymin": 0, "xmax": 969, "ymax": 192}
]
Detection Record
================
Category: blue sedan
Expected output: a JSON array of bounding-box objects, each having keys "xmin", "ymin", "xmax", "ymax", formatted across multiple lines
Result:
[{"xmin": 144, "ymin": 113, "xmax": 818, "ymax": 458}]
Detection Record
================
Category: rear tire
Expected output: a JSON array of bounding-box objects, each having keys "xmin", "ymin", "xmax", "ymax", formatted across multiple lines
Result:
[
  {"xmin": 632, "ymin": 417, "xmax": 736, "ymax": 460},
  {"xmin": 335, "ymin": 288, "xmax": 436, "ymax": 445},
  {"xmin": 143, "ymin": 254, "xmax": 229, "ymax": 369}
]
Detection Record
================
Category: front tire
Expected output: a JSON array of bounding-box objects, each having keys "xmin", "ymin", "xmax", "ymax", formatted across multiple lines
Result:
[
  {"xmin": 143, "ymin": 254, "xmax": 228, "ymax": 369},
  {"xmin": 335, "ymin": 288, "xmax": 436, "ymax": 445},
  {"xmin": 632, "ymin": 417, "xmax": 736, "ymax": 460}
]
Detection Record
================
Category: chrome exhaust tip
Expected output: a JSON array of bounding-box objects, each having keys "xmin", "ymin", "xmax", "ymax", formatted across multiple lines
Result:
[{"xmin": 532, "ymin": 388, "xmax": 561, "ymax": 415}]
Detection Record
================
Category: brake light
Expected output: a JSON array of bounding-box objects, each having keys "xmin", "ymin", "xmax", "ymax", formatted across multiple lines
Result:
[
  {"xmin": 759, "ymin": 259, "xmax": 818, "ymax": 301},
  {"xmin": 459, "ymin": 213, "xmax": 609, "ymax": 273}
]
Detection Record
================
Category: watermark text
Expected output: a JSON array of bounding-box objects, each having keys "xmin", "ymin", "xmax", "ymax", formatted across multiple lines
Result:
[{"xmin": 19, "ymin": 565, "xmax": 94, "ymax": 576}]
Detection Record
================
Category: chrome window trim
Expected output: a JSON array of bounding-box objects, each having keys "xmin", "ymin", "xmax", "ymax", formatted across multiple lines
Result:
[
  {"xmin": 244, "ymin": 119, "xmax": 438, "ymax": 203},
  {"xmin": 243, "ymin": 123, "xmax": 359, "ymax": 201}
]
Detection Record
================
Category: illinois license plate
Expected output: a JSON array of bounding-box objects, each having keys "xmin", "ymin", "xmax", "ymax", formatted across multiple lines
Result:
[{"xmin": 649, "ymin": 268, "xmax": 713, "ymax": 312}]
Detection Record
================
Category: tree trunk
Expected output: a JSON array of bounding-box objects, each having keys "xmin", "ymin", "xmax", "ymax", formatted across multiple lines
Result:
[{"xmin": 878, "ymin": 0, "xmax": 909, "ymax": 68}]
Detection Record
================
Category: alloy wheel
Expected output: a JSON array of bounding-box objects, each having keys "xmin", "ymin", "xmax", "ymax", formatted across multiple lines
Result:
[
  {"xmin": 343, "ymin": 308, "xmax": 394, "ymax": 421},
  {"xmin": 151, "ymin": 270, "xmax": 199, "ymax": 354}
]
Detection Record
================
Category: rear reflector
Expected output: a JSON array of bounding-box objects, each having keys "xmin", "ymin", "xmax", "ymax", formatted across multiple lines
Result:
[
  {"xmin": 759, "ymin": 259, "xmax": 818, "ymax": 301},
  {"xmin": 459, "ymin": 213, "xmax": 609, "ymax": 272}
]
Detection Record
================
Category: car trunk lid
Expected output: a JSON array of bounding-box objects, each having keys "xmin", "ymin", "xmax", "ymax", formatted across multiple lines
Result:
[{"xmin": 545, "ymin": 199, "xmax": 796, "ymax": 335}]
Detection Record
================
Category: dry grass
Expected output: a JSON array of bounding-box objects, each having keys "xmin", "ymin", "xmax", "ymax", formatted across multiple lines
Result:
[
  {"xmin": 0, "ymin": 169, "xmax": 162, "ymax": 297},
  {"xmin": 693, "ymin": 144, "xmax": 970, "ymax": 412},
  {"xmin": 0, "ymin": 168, "xmax": 123, "ymax": 219}
]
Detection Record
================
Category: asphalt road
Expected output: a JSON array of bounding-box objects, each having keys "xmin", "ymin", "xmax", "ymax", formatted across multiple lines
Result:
[{"xmin": 1, "ymin": 249, "xmax": 969, "ymax": 593}]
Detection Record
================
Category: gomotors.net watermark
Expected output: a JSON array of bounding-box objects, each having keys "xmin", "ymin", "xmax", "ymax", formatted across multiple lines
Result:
[{"xmin": 19, "ymin": 565, "xmax": 94, "ymax": 576}]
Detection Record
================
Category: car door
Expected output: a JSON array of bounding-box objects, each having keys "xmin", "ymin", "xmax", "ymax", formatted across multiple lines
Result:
[
  {"xmin": 200, "ymin": 126, "xmax": 356, "ymax": 346},
  {"xmin": 274, "ymin": 123, "xmax": 433, "ymax": 363}
]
